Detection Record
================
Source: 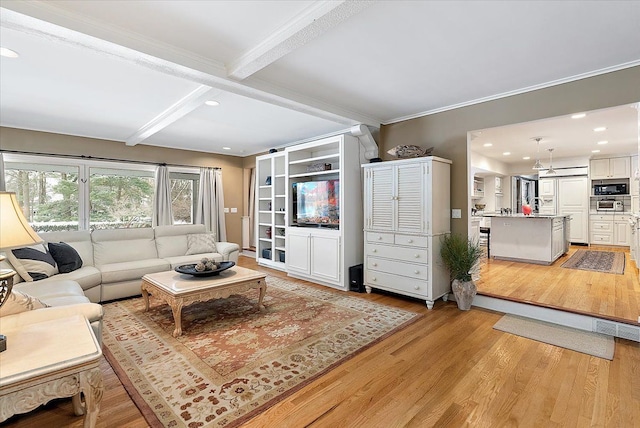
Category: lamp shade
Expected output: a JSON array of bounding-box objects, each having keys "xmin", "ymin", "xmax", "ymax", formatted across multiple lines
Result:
[{"xmin": 0, "ymin": 192, "xmax": 43, "ymax": 250}]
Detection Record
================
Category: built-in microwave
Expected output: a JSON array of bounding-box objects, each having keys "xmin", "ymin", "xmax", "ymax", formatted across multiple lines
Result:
[
  {"xmin": 593, "ymin": 183, "xmax": 628, "ymax": 195},
  {"xmin": 596, "ymin": 200, "xmax": 624, "ymax": 211}
]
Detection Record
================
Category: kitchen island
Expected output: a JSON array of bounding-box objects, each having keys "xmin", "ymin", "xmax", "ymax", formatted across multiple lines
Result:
[{"xmin": 486, "ymin": 214, "xmax": 570, "ymax": 265}]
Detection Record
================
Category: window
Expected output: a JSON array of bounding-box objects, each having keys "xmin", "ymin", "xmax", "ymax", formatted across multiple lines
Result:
[
  {"xmin": 170, "ymin": 172, "xmax": 199, "ymax": 224},
  {"xmin": 3, "ymin": 155, "xmax": 201, "ymax": 231},
  {"xmin": 89, "ymin": 167, "xmax": 154, "ymax": 229},
  {"xmin": 4, "ymin": 162, "xmax": 80, "ymax": 232}
]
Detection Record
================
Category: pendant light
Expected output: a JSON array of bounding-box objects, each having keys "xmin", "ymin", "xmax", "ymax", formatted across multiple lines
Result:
[
  {"xmin": 532, "ymin": 137, "xmax": 544, "ymax": 170},
  {"xmin": 546, "ymin": 148, "xmax": 557, "ymax": 175}
]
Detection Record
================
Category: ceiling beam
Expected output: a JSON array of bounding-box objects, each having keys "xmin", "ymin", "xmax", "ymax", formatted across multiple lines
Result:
[
  {"xmin": 1, "ymin": 4, "xmax": 381, "ymax": 128},
  {"xmin": 226, "ymin": 0, "xmax": 373, "ymax": 80},
  {"xmin": 125, "ymin": 85, "xmax": 217, "ymax": 146}
]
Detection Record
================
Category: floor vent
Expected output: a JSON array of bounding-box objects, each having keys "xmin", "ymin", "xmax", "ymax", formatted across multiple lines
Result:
[{"xmin": 593, "ymin": 319, "xmax": 640, "ymax": 342}]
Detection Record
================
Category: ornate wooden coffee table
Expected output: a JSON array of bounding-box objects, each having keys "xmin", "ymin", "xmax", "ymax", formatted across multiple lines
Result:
[{"xmin": 141, "ymin": 266, "xmax": 267, "ymax": 337}]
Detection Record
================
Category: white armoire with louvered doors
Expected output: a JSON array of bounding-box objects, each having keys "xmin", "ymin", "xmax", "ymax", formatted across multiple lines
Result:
[{"xmin": 362, "ymin": 156, "xmax": 452, "ymax": 309}]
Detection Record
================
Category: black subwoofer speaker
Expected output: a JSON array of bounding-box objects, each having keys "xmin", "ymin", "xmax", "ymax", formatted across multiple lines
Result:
[{"xmin": 349, "ymin": 264, "xmax": 364, "ymax": 292}]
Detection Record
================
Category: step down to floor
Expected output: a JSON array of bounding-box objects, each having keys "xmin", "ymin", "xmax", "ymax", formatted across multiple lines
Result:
[{"xmin": 470, "ymin": 294, "xmax": 640, "ymax": 343}]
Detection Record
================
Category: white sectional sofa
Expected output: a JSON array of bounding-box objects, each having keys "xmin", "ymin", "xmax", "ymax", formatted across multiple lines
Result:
[
  {"xmin": 5, "ymin": 224, "xmax": 240, "ymax": 303},
  {"xmin": 0, "ymin": 224, "xmax": 238, "ymax": 355}
]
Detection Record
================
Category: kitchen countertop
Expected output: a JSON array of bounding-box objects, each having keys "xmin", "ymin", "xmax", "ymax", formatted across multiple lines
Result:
[{"xmin": 482, "ymin": 213, "xmax": 570, "ymax": 219}]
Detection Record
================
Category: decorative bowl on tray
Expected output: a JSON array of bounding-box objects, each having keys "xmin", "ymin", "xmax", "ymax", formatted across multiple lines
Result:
[{"xmin": 175, "ymin": 261, "xmax": 235, "ymax": 277}]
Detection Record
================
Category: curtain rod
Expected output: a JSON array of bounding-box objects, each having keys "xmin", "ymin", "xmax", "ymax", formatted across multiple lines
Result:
[{"xmin": 0, "ymin": 150, "xmax": 221, "ymax": 169}]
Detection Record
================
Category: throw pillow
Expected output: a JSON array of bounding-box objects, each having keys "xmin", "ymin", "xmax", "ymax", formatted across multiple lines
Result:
[
  {"xmin": 185, "ymin": 233, "xmax": 217, "ymax": 255},
  {"xmin": 48, "ymin": 242, "xmax": 83, "ymax": 273},
  {"xmin": 0, "ymin": 290, "xmax": 50, "ymax": 317},
  {"xmin": 6, "ymin": 244, "xmax": 59, "ymax": 282}
]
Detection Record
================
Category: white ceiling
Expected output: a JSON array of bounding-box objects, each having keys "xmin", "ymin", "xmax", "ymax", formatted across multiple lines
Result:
[
  {"xmin": 470, "ymin": 102, "xmax": 640, "ymax": 173},
  {"xmin": 1, "ymin": 1, "xmax": 639, "ymax": 157}
]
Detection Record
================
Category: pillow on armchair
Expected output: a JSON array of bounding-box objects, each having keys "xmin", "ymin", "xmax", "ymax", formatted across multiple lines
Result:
[
  {"xmin": 0, "ymin": 290, "xmax": 50, "ymax": 317},
  {"xmin": 6, "ymin": 244, "xmax": 58, "ymax": 282}
]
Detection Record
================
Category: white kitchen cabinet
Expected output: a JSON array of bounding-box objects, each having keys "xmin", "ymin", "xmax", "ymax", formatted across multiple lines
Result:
[
  {"xmin": 255, "ymin": 151, "xmax": 287, "ymax": 270},
  {"xmin": 614, "ymin": 219, "xmax": 631, "ymax": 246},
  {"xmin": 470, "ymin": 217, "xmax": 480, "ymax": 244},
  {"xmin": 590, "ymin": 214, "xmax": 614, "ymax": 245},
  {"xmin": 363, "ymin": 157, "xmax": 451, "ymax": 309},
  {"xmin": 557, "ymin": 176, "xmax": 589, "ymax": 244},
  {"xmin": 552, "ymin": 218, "xmax": 565, "ymax": 261},
  {"xmin": 495, "ymin": 176, "xmax": 503, "ymax": 194},
  {"xmin": 590, "ymin": 213, "xmax": 631, "ymax": 246},
  {"xmin": 285, "ymin": 134, "xmax": 364, "ymax": 290},
  {"xmin": 539, "ymin": 178, "xmax": 556, "ymax": 197},
  {"xmin": 590, "ymin": 157, "xmax": 631, "ymax": 179},
  {"xmin": 473, "ymin": 177, "xmax": 484, "ymax": 198},
  {"xmin": 491, "ymin": 216, "xmax": 567, "ymax": 264}
]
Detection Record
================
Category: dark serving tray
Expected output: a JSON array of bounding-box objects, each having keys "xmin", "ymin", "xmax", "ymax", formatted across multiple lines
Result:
[{"xmin": 175, "ymin": 261, "xmax": 235, "ymax": 277}]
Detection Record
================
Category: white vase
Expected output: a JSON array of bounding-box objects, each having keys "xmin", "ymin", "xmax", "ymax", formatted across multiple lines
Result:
[{"xmin": 452, "ymin": 279, "xmax": 477, "ymax": 311}]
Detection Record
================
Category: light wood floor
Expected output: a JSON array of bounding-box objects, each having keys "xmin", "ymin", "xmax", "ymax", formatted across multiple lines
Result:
[
  {"xmin": 477, "ymin": 245, "xmax": 640, "ymax": 325},
  {"xmin": 4, "ymin": 255, "xmax": 639, "ymax": 427}
]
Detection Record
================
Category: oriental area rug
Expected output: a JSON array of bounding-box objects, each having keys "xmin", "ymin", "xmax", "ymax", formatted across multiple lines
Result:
[
  {"xmin": 102, "ymin": 275, "xmax": 421, "ymax": 428},
  {"xmin": 561, "ymin": 249, "xmax": 625, "ymax": 274}
]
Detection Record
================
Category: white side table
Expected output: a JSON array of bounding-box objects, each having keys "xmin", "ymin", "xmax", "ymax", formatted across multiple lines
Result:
[{"xmin": 0, "ymin": 315, "xmax": 103, "ymax": 427}]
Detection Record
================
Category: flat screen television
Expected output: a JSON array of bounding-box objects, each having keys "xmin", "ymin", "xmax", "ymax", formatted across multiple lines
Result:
[{"xmin": 293, "ymin": 179, "xmax": 339, "ymax": 228}]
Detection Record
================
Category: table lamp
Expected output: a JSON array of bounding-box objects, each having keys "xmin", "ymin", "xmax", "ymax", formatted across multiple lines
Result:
[{"xmin": 0, "ymin": 191, "xmax": 44, "ymax": 352}]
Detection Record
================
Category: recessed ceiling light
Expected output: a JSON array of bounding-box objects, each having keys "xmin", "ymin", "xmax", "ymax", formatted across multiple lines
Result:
[
  {"xmin": 503, "ymin": 152, "xmax": 511, "ymax": 156},
  {"xmin": 597, "ymin": 140, "xmax": 608, "ymax": 145},
  {"xmin": 222, "ymin": 147, "xmax": 231, "ymax": 150},
  {"xmin": 483, "ymin": 143, "xmax": 492, "ymax": 147},
  {"xmin": 0, "ymin": 47, "xmax": 19, "ymax": 58},
  {"xmin": 593, "ymin": 127, "xmax": 607, "ymax": 132},
  {"xmin": 571, "ymin": 113, "xmax": 586, "ymax": 119},
  {"xmin": 522, "ymin": 156, "xmax": 531, "ymax": 160},
  {"xmin": 592, "ymin": 149, "xmax": 601, "ymax": 153},
  {"xmin": 205, "ymin": 100, "xmax": 220, "ymax": 107}
]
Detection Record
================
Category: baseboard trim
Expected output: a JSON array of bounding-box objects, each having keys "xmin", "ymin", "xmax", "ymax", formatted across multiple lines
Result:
[{"xmin": 470, "ymin": 294, "xmax": 640, "ymax": 342}]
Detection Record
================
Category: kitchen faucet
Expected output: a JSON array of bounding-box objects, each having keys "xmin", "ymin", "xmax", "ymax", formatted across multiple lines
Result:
[{"xmin": 533, "ymin": 196, "xmax": 545, "ymax": 211}]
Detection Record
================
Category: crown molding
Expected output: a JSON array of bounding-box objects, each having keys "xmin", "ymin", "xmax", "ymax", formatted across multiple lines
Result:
[{"xmin": 384, "ymin": 61, "xmax": 640, "ymax": 125}]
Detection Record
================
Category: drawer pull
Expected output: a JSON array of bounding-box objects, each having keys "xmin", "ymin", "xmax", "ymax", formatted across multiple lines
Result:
[
  {"xmin": 414, "ymin": 254, "xmax": 420, "ymax": 258},
  {"xmin": 414, "ymin": 270, "xmax": 419, "ymax": 274},
  {"xmin": 372, "ymin": 263, "xmax": 378, "ymax": 267},
  {"xmin": 372, "ymin": 277, "xmax": 377, "ymax": 281},
  {"xmin": 414, "ymin": 286, "xmax": 420, "ymax": 290},
  {"xmin": 407, "ymin": 239, "xmax": 413, "ymax": 243},
  {"xmin": 372, "ymin": 249, "xmax": 377, "ymax": 253},
  {"xmin": 378, "ymin": 236, "xmax": 383, "ymax": 240}
]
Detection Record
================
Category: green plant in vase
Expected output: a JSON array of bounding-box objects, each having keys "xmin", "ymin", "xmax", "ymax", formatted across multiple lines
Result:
[{"xmin": 440, "ymin": 233, "xmax": 483, "ymax": 310}]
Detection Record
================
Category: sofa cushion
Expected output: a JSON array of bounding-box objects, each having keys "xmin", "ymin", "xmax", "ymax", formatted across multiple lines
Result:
[
  {"xmin": 39, "ymin": 230, "xmax": 94, "ymax": 266},
  {"xmin": 92, "ymin": 228, "xmax": 158, "ymax": 265},
  {"xmin": 0, "ymin": 290, "xmax": 50, "ymax": 317},
  {"xmin": 6, "ymin": 244, "xmax": 59, "ymax": 282},
  {"xmin": 15, "ymin": 279, "xmax": 88, "ymax": 300},
  {"xmin": 154, "ymin": 224, "xmax": 207, "ymax": 258},
  {"xmin": 186, "ymin": 233, "xmax": 217, "ymax": 255},
  {"xmin": 100, "ymin": 259, "xmax": 170, "ymax": 284},
  {"xmin": 32, "ymin": 266, "xmax": 102, "ymax": 292},
  {"xmin": 48, "ymin": 242, "xmax": 83, "ymax": 273}
]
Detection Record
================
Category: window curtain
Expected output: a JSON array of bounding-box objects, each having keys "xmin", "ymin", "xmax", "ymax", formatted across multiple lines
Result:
[
  {"xmin": 153, "ymin": 165, "xmax": 174, "ymax": 227},
  {"xmin": 196, "ymin": 168, "xmax": 227, "ymax": 241},
  {"xmin": 248, "ymin": 167, "xmax": 256, "ymax": 248},
  {"xmin": 0, "ymin": 152, "xmax": 5, "ymax": 191}
]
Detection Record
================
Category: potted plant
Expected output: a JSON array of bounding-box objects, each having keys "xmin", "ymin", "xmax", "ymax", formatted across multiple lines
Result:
[{"xmin": 440, "ymin": 233, "xmax": 483, "ymax": 310}]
